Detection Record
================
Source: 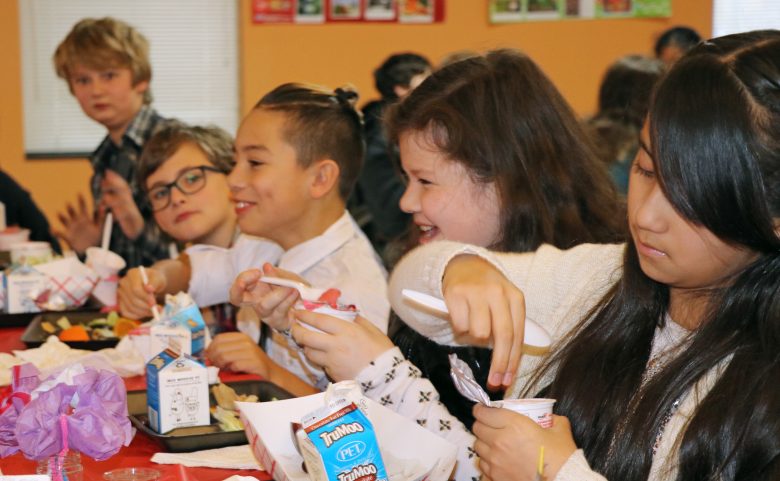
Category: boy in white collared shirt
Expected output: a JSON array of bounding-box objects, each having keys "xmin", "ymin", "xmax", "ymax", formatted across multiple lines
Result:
[{"xmin": 119, "ymin": 83, "xmax": 389, "ymax": 396}]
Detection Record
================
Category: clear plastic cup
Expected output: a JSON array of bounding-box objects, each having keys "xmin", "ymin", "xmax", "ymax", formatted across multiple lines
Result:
[
  {"xmin": 86, "ymin": 247, "xmax": 127, "ymax": 307},
  {"xmin": 498, "ymin": 398, "xmax": 556, "ymax": 428},
  {"xmin": 103, "ymin": 467, "xmax": 161, "ymax": 481}
]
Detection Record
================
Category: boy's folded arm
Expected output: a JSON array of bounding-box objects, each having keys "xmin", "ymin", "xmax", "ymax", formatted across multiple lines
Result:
[{"xmin": 355, "ymin": 347, "xmax": 481, "ymax": 481}]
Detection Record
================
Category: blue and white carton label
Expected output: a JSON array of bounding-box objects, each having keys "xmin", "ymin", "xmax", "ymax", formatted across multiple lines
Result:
[
  {"xmin": 297, "ymin": 398, "xmax": 388, "ymax": 481},
  {"xmin": 163, "ymin": 292, "xmax": 207, "ymax": 360},
  {"xmin": 146, "ymin": 348, "xmax": 209, "ymax": 434}
]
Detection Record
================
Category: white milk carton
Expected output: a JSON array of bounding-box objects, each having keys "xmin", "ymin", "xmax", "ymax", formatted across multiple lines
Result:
[
  {"xmin": 3, "ymin": 266, "xmax": 45, "ymax": 313},
  {"xmin": 149, "ymin": 323, "xmax": 192, "ymax": 361},
  {"xmin": 163, "ymin": 292, "xmax": 207, "ymax": 360},
  {"xmin": 146, "ymin": 348, "xmax": 210, "ymax": 434}
]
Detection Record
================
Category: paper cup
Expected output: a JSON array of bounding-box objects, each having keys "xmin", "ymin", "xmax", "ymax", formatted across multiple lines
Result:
[
  {"xmin": 498, "ymin": 398, "xmax": 556, "ymax": 428},
  {"xmin": 86, "ymin": 247, "xmax": 127, "ymax": 307},
  {"xmin": 10, "ymin": 241, "xmax": 53, "ymax": 266},
  {"xmin": 0, "ymin": 228, "xmax": 30, "ymax": 250}
]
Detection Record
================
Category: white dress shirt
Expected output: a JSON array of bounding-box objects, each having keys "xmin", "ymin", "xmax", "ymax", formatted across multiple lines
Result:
[{"xmin": 186, "ymin": 211, "xmax": 390, "ymax": 387}]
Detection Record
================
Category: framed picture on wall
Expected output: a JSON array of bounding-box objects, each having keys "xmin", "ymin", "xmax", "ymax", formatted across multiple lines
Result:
[
  {"xmin": 328, "ymin": 0, "xmax": 363, "ymax": 20},
  {"xmin": 297, "ymin": 0, "xmax": 326, "ymax": 23},
  {"xmin": 252, "ymin": 0, "xmax": 443, "ymax": 23},
  {"xmin": 364, "ymin": 0, "xmax": 397, "ymax": 20},
  {"xmin": 399, "ymin": 0, "xmax": 435, "ymax": 23}
]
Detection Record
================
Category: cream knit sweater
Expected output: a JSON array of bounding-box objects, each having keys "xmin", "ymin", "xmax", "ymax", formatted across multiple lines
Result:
[{"xmin": 369, "ymin": 240, "xmax": 728, "ymax": 481}]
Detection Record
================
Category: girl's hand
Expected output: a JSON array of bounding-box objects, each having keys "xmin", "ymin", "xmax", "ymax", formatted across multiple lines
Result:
[
  {"xmin": 442, "ymin": 254, "xmax": 526, "ymax": 388},
  {"xmin": 206, "ymin": 332, "xmax": 273, "ymax": 378},
  {"xmin": 118, "ymin": 267, "xmax": 166, "ymax": 320},
  {"xmin": 290, "ymin": 312, "xmax": 394, "ymax": 381},
  {"xmin": 228, "ymin": 264, "xmax": 301, "ymax": 331},
  {"xmin": 473, "ymin": 405, "xmax": 577, "ymax": 481}
]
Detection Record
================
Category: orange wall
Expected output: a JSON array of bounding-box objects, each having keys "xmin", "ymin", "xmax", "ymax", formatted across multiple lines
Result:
[{"xmin": 1, "ymin": 0, "xmax": 712, "ymax": 228}]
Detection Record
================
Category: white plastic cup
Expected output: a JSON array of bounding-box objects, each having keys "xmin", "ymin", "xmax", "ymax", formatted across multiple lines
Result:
[
  {"xmin": 86, "ymin": 247, "xmax": 127, "ymax": 307},
  {"xmin": 0, "ymin": 228, "xmax": 30, "ymax": 250},
  {"xmin": 10, "ymin": 241, "xmax": 53, "ymax": 266},
  {"xmin": 498, "ymin": 398, "xmax": 556, "ymax": 428}
]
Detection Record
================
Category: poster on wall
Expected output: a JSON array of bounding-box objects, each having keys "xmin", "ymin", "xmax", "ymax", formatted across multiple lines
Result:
[
  {"xmin": 253, "ymin": 0, "xmax": 444, "ymax": 24},
  {"xmin": 489, "ymin": 0, "xmax": 670, "ymax": 23}
]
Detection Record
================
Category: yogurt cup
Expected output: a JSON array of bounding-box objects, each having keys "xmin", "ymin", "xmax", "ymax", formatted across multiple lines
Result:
[
  {"xmin": 296, "ymin": 300, "xmax": 358, "ymax": 333},
  {"xmin": 497, "ymin": 398, "xmax": 556, "ymax": 428}
]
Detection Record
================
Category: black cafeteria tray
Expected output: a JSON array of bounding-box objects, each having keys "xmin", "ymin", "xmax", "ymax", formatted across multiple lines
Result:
[
  {"xmin": 127, "ymin": 380, "xmax": 293, "ymax": 452},
  {"xmin": 0, "ymin": 311, "xmax": 38, "ymax": 328},
  {"xmin": 21, "ymin": 310, "xmax": 117, "ymax": 350}
]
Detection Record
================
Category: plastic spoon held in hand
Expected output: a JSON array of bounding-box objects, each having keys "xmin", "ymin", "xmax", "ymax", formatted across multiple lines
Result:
[
  {"xmin": 401, "ymin": 289, "xmax": 552, "ymax": 348},
  {"xmin": 259, "ymin": 276, "xmax": 328, "ymax": 301},
  {"xmin": 139, "ymin": 265, "xmax": 162, "ymax": 322}
]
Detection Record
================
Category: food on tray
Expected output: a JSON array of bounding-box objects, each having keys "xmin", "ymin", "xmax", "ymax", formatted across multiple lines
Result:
[
  {"xmin": 209, "ymin": 382, "xmax": 262, "ymax": 432},
  {"xmin": 56, "ymin": 316, "xmax": 72, "ymax": 330},
  {"xmin": 39, "ymin": 311, "xmax": 141, "ymax": 342},
  {"xmin": 212, "ymin": 405, "xmax": 244, "ymax": 432},
  {"xmin": 211, "ymin": 382, "xmax": 259, "ymax": 411},
  {"xmin": 58, "ymin": 325, "xmax": 90, "ymax": 341}
]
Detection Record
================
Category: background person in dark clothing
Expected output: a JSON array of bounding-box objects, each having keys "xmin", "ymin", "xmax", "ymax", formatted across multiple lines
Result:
[
  {"xmin": 0, "ymin": 169, "xmax": 61, "ymax": 254},
  {"xmin": 350, "ymin": 52, "xmax": 431, "ymax": 262},
  {"xmin": 654, "ymin": 25, "xmax": 701, "ymax": 66}
]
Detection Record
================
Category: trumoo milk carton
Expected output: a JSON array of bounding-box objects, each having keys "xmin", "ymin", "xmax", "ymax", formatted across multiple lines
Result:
[
  {"xmin": 295, "ymin": 398, "xmax": 388, "ymax": 481},
  {"xmin": 146, "ymin": 348, "xmax": 209, "ymax": 434}
]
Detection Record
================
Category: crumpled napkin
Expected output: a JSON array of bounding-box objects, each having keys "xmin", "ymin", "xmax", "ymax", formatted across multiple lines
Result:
[
  {"xmin": 0, "ymin": 336, "xmax": 146, "ymax": 386},
  {"xmin": 151, "ymin": 444, "xmax": 262, "ymax": 470}
]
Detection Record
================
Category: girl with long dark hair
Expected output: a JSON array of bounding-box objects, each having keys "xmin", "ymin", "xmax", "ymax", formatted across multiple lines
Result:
[
  {"xmin": 312, "ymin": 31, "xmax": 780, "ymax": 480},
  {"xmin": 289, "ymin": 48, "xmax": 624, "ymax": 432}
]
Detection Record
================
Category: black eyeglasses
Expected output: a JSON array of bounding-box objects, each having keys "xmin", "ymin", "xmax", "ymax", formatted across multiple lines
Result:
[{"xmin": 147, "ymin": 165, "xmax": 224, "ymax": 212}]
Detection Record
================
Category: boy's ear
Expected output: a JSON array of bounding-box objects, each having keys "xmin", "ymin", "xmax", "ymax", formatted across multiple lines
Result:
[
  {"xmin": 309, "ymin": 159, "xmax": 340, "ymax": 199},
  {"xmin": 134, "ymin": 79, "xmax": 150, "ymax": 95}
]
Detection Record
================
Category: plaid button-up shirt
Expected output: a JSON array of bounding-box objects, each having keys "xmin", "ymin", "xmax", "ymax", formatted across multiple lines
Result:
[{"xmin": 89, "ymin": 105, "xmax": 171, "ymax": 270}]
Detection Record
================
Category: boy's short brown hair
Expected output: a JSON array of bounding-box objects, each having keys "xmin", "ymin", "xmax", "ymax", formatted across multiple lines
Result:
[
  {"xmin": 53, "ymin": 17, "xmax": 153, "ymax": 104},
  {"xmin": 138, "ymin": 122, "xmax": 234, "ymax": 189},
  {"xmin": 256, "ymin": 83, "xmax": 364, "ymax": 201}
]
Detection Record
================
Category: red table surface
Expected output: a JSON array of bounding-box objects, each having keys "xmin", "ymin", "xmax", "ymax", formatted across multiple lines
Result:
[{"xmin": 0, "ymin": 327, "xmax": 273, "ymax": 480}]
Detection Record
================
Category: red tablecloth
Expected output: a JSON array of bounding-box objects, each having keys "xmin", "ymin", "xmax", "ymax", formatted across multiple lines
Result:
[{"xmin": 0, "ymin": 327, "xmax": 272, "ymax": 480}]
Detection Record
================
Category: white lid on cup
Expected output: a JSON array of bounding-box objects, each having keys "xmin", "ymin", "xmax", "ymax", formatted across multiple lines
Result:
[{"xmin": 85, "ymin": 246, "xmax": 126, "ymax": 271}]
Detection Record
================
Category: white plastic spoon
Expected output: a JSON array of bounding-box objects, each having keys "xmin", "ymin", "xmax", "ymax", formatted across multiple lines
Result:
[
  {"xmin": 401, "ymin": 288, "xmax": 552, "ymax": 348},
  {"xmin": 259, "ymin": 276, "xmax": 328, "ymax": 301}
]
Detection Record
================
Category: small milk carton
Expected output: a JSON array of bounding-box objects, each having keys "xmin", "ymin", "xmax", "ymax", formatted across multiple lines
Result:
[
  {"xmin": 296, "ymin": 398, "xmax": 388, "ymax": 481},
  {"xmin": 3, "ymin": 265, "xmax": 45, "ymax": 314},
  {"xmin": 149, "ymin": 322, "xmax": 192, "ymax": 361},
  {"xmin": 164, "ymin": 292, "xmax": 207, "ymax": 360},
  {"xmin": 146, "ymin": 348, "xmax": 210, "ymax": 434}
]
